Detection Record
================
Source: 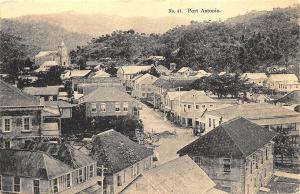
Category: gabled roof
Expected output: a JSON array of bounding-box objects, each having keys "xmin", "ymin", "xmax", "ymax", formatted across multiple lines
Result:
[
  {"xmin": 62, "ymin": 70, "xmax": 91, "ymax": 80},
  {"xmin": 0, "ymin": 79, "xmax": 40, "ymax": 107},
  {"xmin": 81, "ymin": 87, "xmax": 134, "ymax": 103},
  {"xmin": 155, "ymin": 65, "xmax": 170, "ymax": 74},
  {"xmin": 86, "ymin": 61, "xmax": 101, "ymax": 67},
  {"xmin": 93, "ymin": 70, "xmax": 110, "ymax": 78},
  {"xmin": 177, "ymin": 117, "xmax": 276, "ymax": 158},
  {"xmin": 127, "ymin": 155, "xmax": 218, "ymax": 194},
  {"xmin": 177, "ymin": 67, "xmax": 192, "ymax": 73},
  {"xmin": 274, "ymin": 90, "xmax": 300, "ymax": 104},
  {"xmin": 206, "ymin": 103, "xmax": 300, "ymax": 120},
  {"xmin": 35, "ymin": 51, "xmax": 58, "ymax": 58},
  {"xmin": 153, "ymin": 78, "xmax": 196, "ymax": 90},
  {"xmin": 176, "ymin": 90, "xmax": 214, "ymax": 103},
  {"xmin": 241, "ymin": 73, "xmax": 267, "ymax": 80},
  {"xmin": 42, "ymin": 61, "xmax": 59, "ymax": 67},
  {"xmin": 44, "ymin": 100, "xmax": 74, "ymax": 108},
  {"xmin": 86, "ymin": 129, "xmax": 153, "ymax": 174},
  {"xmin": 23, "ymin": 86, "xmax": 60, "ymax": 96},
  {"xmin": 23, "ymin": 142, "xmax": 95, "ymax": 169},
  {"xmin": 267, "ymin": 74, "xmax": 299, "ymax": 82},
  {"xmin": 166, "ymin": 91, "xmax": 187, "ymax": 101},
  {"xmin": 119, "ymin": 65, "xmax": 152, "ymax": 74},
  {"xmin": 134, "ymin": 73, "xmax": 158, "ymax": 84},
  {"xmin": 0, "ymin": 149, "xmax": 72, "ymax": 180}
]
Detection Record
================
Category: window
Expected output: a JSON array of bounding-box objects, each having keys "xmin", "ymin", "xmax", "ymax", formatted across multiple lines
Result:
[
  {"xmin": 23, "ymin": 117, "xmax": 31, "ymax": 131},
  {"xmin": 4, "ymin": 140, "xmax": 11, "ymax": 149},
  {"xmin": 137, "ymin": 163, "xmax": 140, "ymax": 174},
  {"xmin": 124, "ymin": 170, "xmax": 126, "ymax": 182},
  {"xmin": 79, "ymin": 169, "xmax": 83, "ymax": 183},
  {"xmin": 123, "ymin": 102, "xmax": 128, "ymax": 112},
  {"xmin": 33, "ymin": 180, "xmax": 40, "ymax": 194},
  {"xmin": 100, "ymin": 103, "xmax": 106, "ymax": 112},
  {"xmin": 115, "ymin": 103, "xmax": 120, "ymax": 112},
  {"xmin": 261, "ymin": 152, "xmax": 264, "ymax": 164},
  {"xmin": 0, "ymin": 175, "xmax": 2, "ymax": 191},
  {"xmin": 196, "ymin": 105, "xmax": 199, "ymax": 109},
  {"xmin": 265, "ymin": 148, "xmax": 268, "ymax": 160},
  {"xmin": 213, "ymin": 119, "xmax": 216, "ymax": 128},
  {"xmin": 4, "ymin": 118, "xmax": 11, "ymax": 132},
  {"xmin": 117, "ymin": 175, "xmax": 122, "ymax": 186},
  {"xmin": 255, "ymin": 155, "xmax": 258, "ymax": 169},
  {"xmin": 131, "ymin": 166, "xmax": 134, "ymax": 178},
  {"xmin": 202, "ymin": 105, "xmax": 206, "ymax": 108},
  {"xmin": 89, "ymin": 165, "xmax": 94, "ymax": 178},
  {"xmin": 14, "ymin": 177, "xmax": 21, "ymax": 192},
  {"xmin": 187, "ymin": 105, "xmax": 191, "ymax": 109},
  {"xmin": 66, "ymin": 174, "xmax": 71, "ymax": 188},
  {"xmin": 208, "ymin": 118, "xmax": 212, "ymax": 127},
  {"xmin": 223, "ymin": 159, "xmax": 231, "ymax": 173},
  {"xmin": 250, "ymin": 161, "xmax": 253, "ymax": 174},
  {"xmin": 84, "ymin": 167, "xmax": 87, "ymax": 181},
  {"xmin": 91, "ymin": 103, "xmax": 97, "ymax": 113},
  {"xmin": 53, "ymin": 178, "xmax": 58, "ymax": 193}
]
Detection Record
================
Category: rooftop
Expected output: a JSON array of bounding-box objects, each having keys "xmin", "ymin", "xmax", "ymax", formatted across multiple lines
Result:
[
  {"xmin": 176, "ymin": 90, "xmax": 214, "ymax": 103},
  {"xmin": 124, "ymin": 155, "xmax": 222, "ymax": 194},
  {"xmin": 62, "ymin": 70, "xmax": 91, "ymax": 80},
  {"xmin": 81, "ymin": 87, "xmax": 135, "ymax": 103},
  {"xmin": 41, "ymin": 61, "xmax": 59, "ymax": 67},
  {"xmin": 92, "ymin": 70, "xmax": 110, "ymax": 78},
  {"xmin": 82, "ymin": 129, "xmax": 153, "ymax": 174},
  {"xmin": 0, "ymin": 149, "xmax": 72, "ymax": 180},
  {"xmin": 206, "ymin": 103, "xmax": 300, "ymax": 120},
  {"xmin": 178, "ymin": 117, "xmax": 276, "ymax": 158},
  {"xmin": 23, "ymin": 142, "xmax": 95, "ymax": 169},
  {"xmin": 35, "ymin": 51, "xmax": 58, "ymax": 58},
  {"xmin": 134, "ymin": 73, "xmax": 158, "ymax": 84},
  {"xmin": 241, "ymin": 73, "xmax": 268, "ymax": 80},
  {"xmin": 267, "ymin": 74, "xmax": 299, "ymax": 82},
  {"xmin": 43, "ymin": 100, "xmax": 74, "ymax": 108},
  {"xmin": 119, "ymin": 65, "xmax": 152, "ymax": 74},
  {"xmin": 0, "ymin": 79, "xmax": 40, "ymax": 108},
  {"xmin": 166, "ymin": 91, "xmax": 188, "ymax": 101},
  {"xmin": 274, "ymin": 90, "xmax": 300, "ymax": 104},
  {"xmin": 23, "ymin": 86, "xmax": 61, "ymax": 96},
  {"xmin": 177, "ymin": 67, "xmax": 192, "ymax": 73}
]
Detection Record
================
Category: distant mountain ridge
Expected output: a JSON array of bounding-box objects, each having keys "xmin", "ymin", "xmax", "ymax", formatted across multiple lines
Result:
[
  {"xmin": 0, "ymin": 18, "xmax": 92, "ymax": 54},
  {"xmin": 12, "ymin": 11, "xmax": 191, "ymax": 36}
]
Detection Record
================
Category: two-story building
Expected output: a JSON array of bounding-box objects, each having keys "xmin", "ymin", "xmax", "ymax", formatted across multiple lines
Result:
[
  {"xmin": 77, "ymin": 129, "xmax": 154, "ymax": 194},
  {"xmin": 266, "ymin": 74, "xmax": 300, "ymax": 93},
  {"xmin": 0, "ymin": 80, "xmax": 44, "ymax": 149},
  {"xmin": 203, "ymin": 103, "xmax": 300, "ymax": 166},
  {"xmin": 23, "ymin": 86, "xmax": 62, "ymax": 102},
  {"xmin": 152, "ymin": 77, "xmax": 197, "ymax": 110},
  {"xmin": 116, "ymin": 65, "xmax": 152, "ymax": 86},
  {"xmin": 16, "ymin": 142, "xmax": 101, "ymax": 194},
  {"xmin": 178, "ymin": 117, "xmax": 276, "ymax": 194},
  {"xmin": 132, "ymin": 73, "xmax": 158, "ymax": 101},
  {"xmin": 79, "ymin": 87, "xmax": 140, "ymax": 119},
  {"xmin": 241, "ymin": 73, "xmax": 268, "ymax": 86}
]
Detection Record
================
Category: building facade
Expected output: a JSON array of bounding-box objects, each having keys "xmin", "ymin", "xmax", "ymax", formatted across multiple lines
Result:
[
  {"xmin": 132, "ymin": 73, "xmax": 158, "ymax": 100},
  {"xmin": 178, "ymin": 118, "xmax": 276, "ymax": 194}
]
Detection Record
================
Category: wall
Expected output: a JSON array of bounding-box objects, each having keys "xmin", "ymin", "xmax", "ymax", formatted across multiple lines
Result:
[
  {"xmin": 85, "ymin": 101, "xmax": 139, "ymax": 118},
  {"xmin": 0, "ymin": 109, "xmax": 42, "ymax": 148},
  {"xmin": 1, "ymin": 175, "xmax": 50, "ymax": 194},
  {"xmin": 106, "ymin": 156, "xmax": 153, "ymax": 194}
]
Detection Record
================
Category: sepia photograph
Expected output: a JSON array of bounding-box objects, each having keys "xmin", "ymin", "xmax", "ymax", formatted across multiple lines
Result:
[{"xmin": 0, "ymin": 0, "xmax": 299, "ymax": 193}]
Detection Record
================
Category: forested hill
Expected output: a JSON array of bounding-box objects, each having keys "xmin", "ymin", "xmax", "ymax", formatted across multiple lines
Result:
[
  {"xmin": 0, "ymin": 19, "xmax": 92, "ymax": 56},
  {"xmin": 72, "ymin": 6, "xmax": 300, "ymax": 73}
]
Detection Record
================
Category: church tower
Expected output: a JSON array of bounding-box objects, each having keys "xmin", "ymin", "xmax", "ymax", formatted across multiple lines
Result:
[{"xmin": 58, "ymin": 41, "xmax": 70, "ymax": 67}]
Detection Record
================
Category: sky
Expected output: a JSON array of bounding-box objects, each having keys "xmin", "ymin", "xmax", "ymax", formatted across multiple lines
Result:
[{"xmin": 0, "ymin": 0, "xmax": 299, "ymax": 20}]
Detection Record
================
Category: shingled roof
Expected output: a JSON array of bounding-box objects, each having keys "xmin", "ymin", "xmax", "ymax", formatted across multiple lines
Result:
[
  {"xmin": 23, "ymin": 142, "xmax": 95, "ymax": 169},
  {"xmin": 0, "ymin": 149, "xmax": 72, "ymax": 180},
  {"xmin": 0, "ymin": 79, "xmax": 40, "ymax": 107},
  {"xmin": 177, "ymin": 117, "xmax": 276, "ymax": 158},
  {"xmin": 88, "ymin": 129, "xmax": 153, "ymax": 174}
]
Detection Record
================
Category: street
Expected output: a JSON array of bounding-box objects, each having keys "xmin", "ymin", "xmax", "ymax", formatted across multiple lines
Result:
[{"xmin": 139, "ymin": 104, "xmax": 197, "ymax": 165}]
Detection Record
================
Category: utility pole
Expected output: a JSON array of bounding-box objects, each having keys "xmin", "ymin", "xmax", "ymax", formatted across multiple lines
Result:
[
  {"xmin": 177, "ymin": 86, "xmax": 182, "ymax": 126},
  {"xmin": 97, "ymin": 165, "xmax": 108, "ymax": 194}
]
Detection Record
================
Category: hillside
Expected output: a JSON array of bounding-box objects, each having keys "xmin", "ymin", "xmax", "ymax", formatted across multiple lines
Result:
[
  {"xmin": 13, "ymin": 12, "xmax": 190, "ymax": 36},
  {"xmin": 0, "ymin": 19, "xmax": 92, "ymax": 56},
  {"xmin": 72, "ymin": 6, "xmax": 300, "ymax": 73}
]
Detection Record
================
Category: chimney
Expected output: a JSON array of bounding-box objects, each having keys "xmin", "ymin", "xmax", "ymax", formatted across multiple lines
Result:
[{"xmin": 170, "ymin": 63, "xmax": 177, "ymax": 72}]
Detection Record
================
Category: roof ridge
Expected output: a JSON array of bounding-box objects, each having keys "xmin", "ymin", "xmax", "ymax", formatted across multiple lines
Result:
[{"xmin": 0, "ymin": 79, "xmax": 37, "ymax": 102}]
